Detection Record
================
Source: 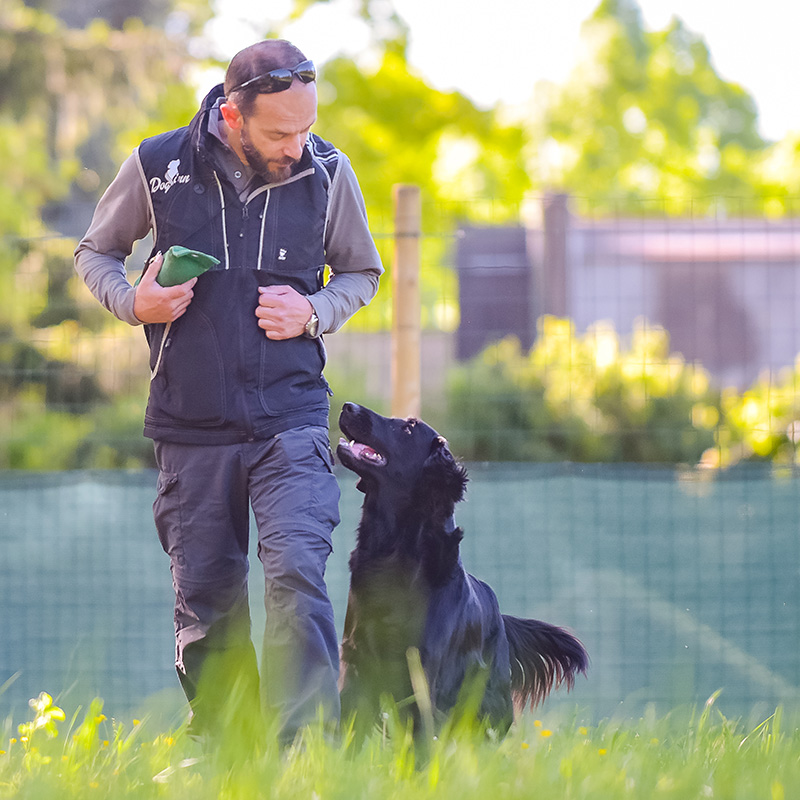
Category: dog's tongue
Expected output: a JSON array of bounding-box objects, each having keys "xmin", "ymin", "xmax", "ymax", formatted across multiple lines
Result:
[
  {"xmin": 340, "ymin": 438, "xmax": 383, "ymax": 463},
  {"xmin": 352, "ymin": 442, "xmax": 380, "ymax": 460}
]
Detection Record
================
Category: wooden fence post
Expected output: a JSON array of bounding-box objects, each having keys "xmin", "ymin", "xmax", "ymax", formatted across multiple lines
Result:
[{"xmin": 391, "ymin": 184, "xmax": 421, "ymax": 418}]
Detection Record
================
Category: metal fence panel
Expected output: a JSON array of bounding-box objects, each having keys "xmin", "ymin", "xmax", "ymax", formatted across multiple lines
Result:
[{"xmin": 2, "ymin": 465, "xmax": 797, "ymax": 723}]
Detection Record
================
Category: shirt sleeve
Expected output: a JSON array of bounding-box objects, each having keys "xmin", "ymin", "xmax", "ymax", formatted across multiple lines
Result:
[
  {"xmin": 74, "ymin": 150, "xmax": 153, "ymax": 326},
  {"xmin": 310, "ymin": 152, "xmax": 384, "ymax": 334}
]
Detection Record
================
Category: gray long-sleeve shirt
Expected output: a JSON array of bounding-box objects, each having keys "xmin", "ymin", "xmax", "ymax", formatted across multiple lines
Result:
[{"xmin": 75, "ymin": 107, "xmax": 383, "ymax": 334}]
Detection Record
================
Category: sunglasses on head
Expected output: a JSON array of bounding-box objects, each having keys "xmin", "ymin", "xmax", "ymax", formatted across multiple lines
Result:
[{"xmin": 229, "ymin": 60, "xmax": 316, "ymax": 95}]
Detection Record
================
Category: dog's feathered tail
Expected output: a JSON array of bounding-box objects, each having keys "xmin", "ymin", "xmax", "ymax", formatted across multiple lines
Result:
[{"xmin": 502, "ymin": 615, "xmax": 589, "ymax": 709}]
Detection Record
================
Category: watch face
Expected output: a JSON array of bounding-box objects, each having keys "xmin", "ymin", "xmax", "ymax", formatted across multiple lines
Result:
[{"xmin": 305, "ymin": 312, "xmax": 319, "ymax": 337}]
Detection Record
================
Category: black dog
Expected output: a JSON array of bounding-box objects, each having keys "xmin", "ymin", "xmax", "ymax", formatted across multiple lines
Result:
[{"xmin": 336, "ymin": 402, "xmax": 588, "ymax": 741}]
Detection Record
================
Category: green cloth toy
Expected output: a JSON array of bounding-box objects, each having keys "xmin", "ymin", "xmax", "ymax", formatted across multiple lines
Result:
[{"xmin": 136, "ymin": 245, "xmax": 220, "ymax": 287}]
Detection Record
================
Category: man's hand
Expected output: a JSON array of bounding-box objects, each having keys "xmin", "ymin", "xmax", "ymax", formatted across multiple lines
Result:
[
  {"xmin": 256, "ymin": 285, "xmax": 314, "ymax": 340},
  {"xmin": 133, "ymin": 252, "xmax": 197, "ymax": 323}
]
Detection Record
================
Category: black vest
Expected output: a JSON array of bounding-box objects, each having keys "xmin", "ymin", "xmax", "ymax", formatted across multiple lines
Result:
[{"xmin": 137, "ymin": 86, "xmax": 339, "ymax": 444}]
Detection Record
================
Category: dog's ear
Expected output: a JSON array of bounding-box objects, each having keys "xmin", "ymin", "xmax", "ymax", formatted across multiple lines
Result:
[{"xmin": 422, "ymin": 436, "xmax": 468, "ymax": 506}]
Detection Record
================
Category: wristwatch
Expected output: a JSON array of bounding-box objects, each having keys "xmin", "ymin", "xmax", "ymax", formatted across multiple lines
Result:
[{"xmin": 304, "ymin": 309, "xmax": 319, "ymax": 338}]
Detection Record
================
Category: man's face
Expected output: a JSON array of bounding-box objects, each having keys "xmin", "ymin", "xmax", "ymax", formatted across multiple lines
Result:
[{"xmin": 236, "ymin": 82, "xmax": 317, "ymax": 183}]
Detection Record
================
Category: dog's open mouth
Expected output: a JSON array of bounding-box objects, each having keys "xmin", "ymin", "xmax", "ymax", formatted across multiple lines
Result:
[{"xmin": 338, "ymin": 438, "xmax": 387, "ymax": 466}]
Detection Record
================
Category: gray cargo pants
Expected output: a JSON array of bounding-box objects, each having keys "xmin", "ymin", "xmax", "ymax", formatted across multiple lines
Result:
[{"xmin": 152, "ymin": 425, "xmax": 341, "ymax": 743}]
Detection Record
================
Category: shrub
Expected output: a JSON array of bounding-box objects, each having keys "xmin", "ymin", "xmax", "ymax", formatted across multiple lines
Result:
[{"xmin": 445, "ymin": 317, "xmax": 719, "ymax": 463}]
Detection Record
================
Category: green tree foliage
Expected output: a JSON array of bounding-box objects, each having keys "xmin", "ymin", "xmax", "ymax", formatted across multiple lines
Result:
[
  {"xmin": 314, "ymin": 51, "xmax": 530, "ymax": 329},
  {"xmin": 3, "ymin": 0, "xmax": 797, "ymax": 469},
  {"xmin": 0, "ymin": 0, "xmax": 212, "ymax": 469},
  {"xmin": 22, "ymin": 0, "xmax": 212, "ymax": 33},
  {"xmin": 758, "ymin": 132, "xmax": 800, "ymax": 216},
  {"xmin": 530, "ymin": 0, "xmax": 768, "ymax": 213},
  {"xmin": 316, "ymin": 52, "xmax": 530, "ymax": 223},
  {"xmin": 274, "ymin": 0, "xmax": 530, "ymax": 330},
  {"xmin": 285, "ymin": 0, "xmax": 530, "ymax": 225}
]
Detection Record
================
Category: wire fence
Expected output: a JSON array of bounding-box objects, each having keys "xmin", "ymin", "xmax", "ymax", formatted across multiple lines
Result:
[
  {"xmin": 5, "ymin": 194, "xmax": 800, "ymax": 468},
  {"xmin": 2, "ymin": 194, "xmax": 800, "ymax": 723},
  {"xmin": 2, "ymin": 464, "xmax": 798, "ymax": 725}
]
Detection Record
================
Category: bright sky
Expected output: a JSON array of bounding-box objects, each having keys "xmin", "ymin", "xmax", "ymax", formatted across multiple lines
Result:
[{"xmin": 205, "ymin": 0, "xmax": 798, "ymax": 142}]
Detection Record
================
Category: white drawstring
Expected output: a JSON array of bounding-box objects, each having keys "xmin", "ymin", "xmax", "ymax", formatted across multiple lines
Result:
[
  {"xmin": 150, "ymin": 321, "xmax": 171, "ymax": 381},
  {"xmin": 257, "ymin": 189, "xmax": 270, "ymax": 269},
  {"xmin": 213, "ymin": 171, "xmax": 231, "ymax": 269},
  {"xmin": 151, "ymin": 172, "xmax": 233, "ymax": 382}
]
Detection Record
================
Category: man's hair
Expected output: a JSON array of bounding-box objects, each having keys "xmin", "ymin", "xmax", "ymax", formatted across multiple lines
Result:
[{"xmin": 224, "ymin": 39, "xmax": 308, "ymax": 117}]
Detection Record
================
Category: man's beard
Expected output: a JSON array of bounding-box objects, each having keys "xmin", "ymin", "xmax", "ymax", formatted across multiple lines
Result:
[{"xmin": 240, "ymin": 125, "xmax": 297, "ymax": 183}]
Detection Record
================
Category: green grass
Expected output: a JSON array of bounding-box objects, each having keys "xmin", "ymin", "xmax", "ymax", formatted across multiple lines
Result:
[{"xmin": 0, "ymin": 692, "xmax": 797, "ymax": 799}]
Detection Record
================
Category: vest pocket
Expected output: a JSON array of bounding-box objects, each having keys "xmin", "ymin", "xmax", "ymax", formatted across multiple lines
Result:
[
  {"xmin": 257, "ymin": 336, "xmax": 327, "ymax": 415},
  {"xmin": 149, "ymin": 311, "xmax": 227, "ymax": 426}
]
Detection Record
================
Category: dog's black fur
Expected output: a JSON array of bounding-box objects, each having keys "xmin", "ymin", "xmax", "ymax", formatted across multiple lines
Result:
[{"xmin": 336, "ymin": 402, "xmax": 588, "ymax": 741}]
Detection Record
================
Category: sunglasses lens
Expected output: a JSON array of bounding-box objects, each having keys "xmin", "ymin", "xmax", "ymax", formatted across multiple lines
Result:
[
  {"xmin": 232, "ymin": 61, "xmax": 316, "ymax": 94},
  {"xmin": 261, "ymin": 70, "xmax": 293, "ymax": 92},
  {"xmin": 294, "ymin": 61, "xmax": 317, "ymax": 84}
]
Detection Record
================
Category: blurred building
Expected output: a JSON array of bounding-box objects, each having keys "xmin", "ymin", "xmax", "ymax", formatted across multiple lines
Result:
[{"xmin": 455, "ymin": 194, "xmax": 800, "ymax": 388}]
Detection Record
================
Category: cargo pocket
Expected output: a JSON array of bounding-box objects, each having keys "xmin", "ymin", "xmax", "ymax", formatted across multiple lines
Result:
[
  {"xmin": 310, "ymin": 429, "xmax": 341, "ymax": 534},
  {"xmin": 153, "ymin": 471, "xmax": 185, "ymax": 566}
]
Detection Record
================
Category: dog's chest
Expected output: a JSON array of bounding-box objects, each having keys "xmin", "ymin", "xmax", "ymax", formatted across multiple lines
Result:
[{"xmin": 348, "ymin": 562, "xmax": 429, "ymax": 655}]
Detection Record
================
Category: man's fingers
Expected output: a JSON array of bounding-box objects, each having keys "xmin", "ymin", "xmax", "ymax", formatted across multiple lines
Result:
[
  {"xmin": 164, "ymin": 277, "xmax": 198, "ymax": 293},
  {"xmin": 255, "ymin": 284, "xmax": 312, "ymax": 340},
  {"xmin": 166, "ymin": 284, "xmax": 195, "ymax": 320},
  {"xmin": 257, "ymin": 285, "xmax": 292, "ymax": 308},
  {"xmin": 134, "ymin": 265, "xmax": 196, "ymax": 323},
  {"xmin": 140, "ymin": 251, "xmax": 163, "ymax": 285},
  {"xmin": 258, "ymin": 285, "xmax": 291, "ymax": 295},
  {"xmin": 172, "ymin": 300, "xmax": 192, "ymax": 320}
]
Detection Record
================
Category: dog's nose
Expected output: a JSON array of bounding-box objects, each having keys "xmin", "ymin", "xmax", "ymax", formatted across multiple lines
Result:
[{"xmin": 342, "ymin": 402, "xmax": 359, "ymax": 414}]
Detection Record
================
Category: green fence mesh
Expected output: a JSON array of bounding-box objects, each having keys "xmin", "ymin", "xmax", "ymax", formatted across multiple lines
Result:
[{"xmin": 2, "ymin": 464, "xmax": 798, "ymax": 724}]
